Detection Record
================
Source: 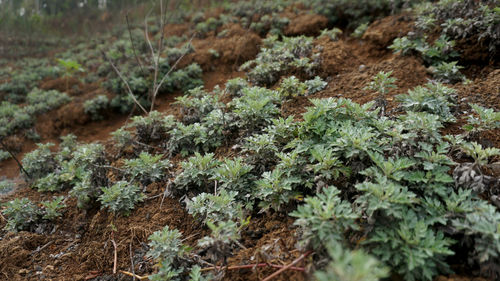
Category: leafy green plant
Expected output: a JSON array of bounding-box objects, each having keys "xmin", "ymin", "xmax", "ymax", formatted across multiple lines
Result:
[
  {"xmin": 22, "ymin": 143, "xmax": 56, "ymax": 181},
  {"xmin": 278, "ymin": 76, "xmax": 307, "ymax": 98},
  {"xmin": 352, "ymin": 22, "xmax": 369, "ymax": 38},
  {"xmin": 0, "ymin": 149, "xmax": 11, "ymax": 161},
  {"xmin": 463, "ymin": 104, "xmax": 500, "ymax": 134},
  {"xmin": 84, "ymin": 95, "xmax": 109, "ymax": 121},
  {"xmin": 129, "ymin": 111, "xmax": 176, "ymax": 143},
  {"xmin": 212, "ymin": 157, "xmax": 254, "ymax": 195},
  {"xmin": 225, "ymin": 77, "xmax": 249, "ymax": 97},
  {"xmin": 0, "ymin": 179, "xmax": 14, "ymax": 194},
  {"xmin": 174, "ymin": 87, "xmax": 223, "ymax": 124},
  {"xmin": 430, "ymin": 61, "xmax": 464, "ymax": 83},
  {"xmin": 56, "ymin": 58, "xmax": 84, "ymax": 92},
  {"xmin": 315, "ymin": 242, "xmax": 389, "ymax": 281},
  {"xmin": 2, "ymin": 198, "xmax": 41, "ymax": 232},
  {"xmin": 364, "ymin": 71, "xmax": 397, "ymax": 115},
  {"xmin": 240, "ymin": 35, "xmax": 319, "ymax": 86},
  {"xmin": 320, "ymin": 27, "xmax": 343, "ymax": 40},
  {"xmin": 25, "ymin": 88, "xmax": 71, "ymax": 114},
  {"xmin": 230, "ymin": 86, "xmax": 280, "ymax": 133},
  {"xmin": 396, "ymin": 82, "xmax": 457, "ymax": 122},
  {"xmin": 123, "ymin": 152, "xmax": 171, "ymax": 187},
  {"xmin": 365, "ymin": 71, "xmax": 397, "ymax": 96},
  {"xmin": 291, "ymin": 186, "xmax": 360, "ymax": 249},
  {"xmin": 98, "ymin": 181, "xmax": 145, "ymax": 216},
  {"xmin": 198, "ymin": 219, "xmax": 247, "ymax": 264},
  {"xmin": 366, "ymin": 210, "xmax": 454, "ymax": 281},
  {"xmin": 452, "ymin": 202, "xmax": 500, "ymax": 278},
  {"xmin": 147, "ymin": 225, "xmax": 191, "ymax": 281},
  {"xmin": 41, "ymin": 196, "xmax": 66, "ymax": 220},
  {"xmin": 2, "ymin": 196, "xmax": 65, "ymax": 232},
  {"xmin": 185, "ymin": 189, "xmax": 246, "ymax": 225},
  {"xmin": 174, "ymin": 153, "xmax": 220, "ymax": 193},
  {"xmin": 305, "ymin": 76, "xmax": 327, "ymax": 95}
]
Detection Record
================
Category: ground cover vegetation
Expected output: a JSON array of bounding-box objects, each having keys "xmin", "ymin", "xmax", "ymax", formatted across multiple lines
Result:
[{"xmin": 1, "ymin": 0, "xmax": 500, "ymax": 280}]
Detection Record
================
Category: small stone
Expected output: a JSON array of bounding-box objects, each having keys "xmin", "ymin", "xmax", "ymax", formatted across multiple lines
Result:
[
  {"xmin": 359, "ymin": 64, "xmax": 366, "ymax": 72},
  {"xmin": 18, "ymin": 269, "xmax": 29, "ymax": 275}
]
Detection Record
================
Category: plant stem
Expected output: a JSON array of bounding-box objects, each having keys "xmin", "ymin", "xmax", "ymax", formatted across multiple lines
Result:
[
  {"xmin": 261, "ymin": 251, "xmax": 313, "ymax": 281},
  {"xmin": 200, "ymin": 263, "xmax": 306, "ymax": 272}
]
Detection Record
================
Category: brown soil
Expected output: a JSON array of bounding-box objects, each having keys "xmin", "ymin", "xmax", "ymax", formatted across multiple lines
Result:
[
  {"xmin": 284, "ymin": 13, "xmax": 328, "ymax": 36},
  {"xmin": 1, "ymin": 7, "xmax": 499, "ymax": 281},
  {"xmin": 178, "ymin": 23, "xmax": 262, "ymax": 72}
]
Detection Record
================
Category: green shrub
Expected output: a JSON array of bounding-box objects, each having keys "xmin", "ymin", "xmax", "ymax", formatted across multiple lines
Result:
[
  {"xmin": 396, "ymin": 82, "xmax": 457, "ymax": 122},
  {"xmin": 463, "ymin": 104, "xmax": 500, "ymax": 134},
  {"xmin": 129, "ymin": 111, "xmax": 176, "ymax": 143},
  {"xmin": 84, "ymin": 95, "xmax": 109, "ymax": 121},
  {"xmin": 415, "ymin": 0, "xmax": 500, "ymax": 55},
  {"xmin": 174, "ymin": 153, "xmax": 220, "ymax": 193},
  {"xmin": 174, "ymin": 87, "xmax": 223, "ymax": 124},
  {"xmin": 352, "ymin": 22, "xmax": 369, "ymax": 38},
  {"xmin": 22, "ymin": 143, "xmax": 56, "ymax": 181},
  {"xmin": 2, "ymin": 198, "xmax": 41, "ymax": 232},
  {"xmin": 123, "ymin": 152, "xmax": 171, "ymax": 187},
  {"xmin": 431, "ymin": 61, "xmax": 465, "ymax": 83},
  {"xmin": 2, "ymin": 196, "xmax": 65, "ymax": 232},
  {"xmin": 0, "ymin": 149, "xmax": 11, "ymax": 161},
  {"xmin": 98, "ymin": 181, "xmax": 145, "ymax": 216},
  {"xmin": 0, "ymin": 179, "xmax": 14, "ymax": 194},
  {"xmin": 315, "ymin": 242, "xmax": 389, "ymax": 281},
  {"xmin": 320, "ymin": 28, "xmax": 343, "ymax": 41},
  {"xmin": 41, "ymin": 196, "xmax": 66, "ymax": 220},
  {"xmin": 278, "ymin": 76, "xmax": 307, "ymax": 98},
  {"xmin": 240, "ymin": 35, "xmax": 319, "ymax": 86},
  {"xmin": 147, "ymin": 225, "xmax": 192, "ymax": 281},
  {"xmin": 185, "ymin": 189, "xmax": 246, "ymax": 224},
  {"xmin": 305, "ymin": 76, "xmax": 328, "ymax": 95},
  {"xmin": 291, "ymin": 186, "xmax": 360, "ymax": 249},
  {"xmin": 26, "ymin": 88, "xmax": 71, "ymax": 114},
  {"xmin": 230, "ymin": 86, "xmax": 280, "ymax": 133},
  {"xmin": 225, "ymin": 77, "xmax": 249, "ymax": 97}
]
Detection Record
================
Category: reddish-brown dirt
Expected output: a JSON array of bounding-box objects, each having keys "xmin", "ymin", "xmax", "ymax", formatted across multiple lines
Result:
[
  {"xmin": 178, "ymin": 23, "xmax": 262, "ymax": 72},
  {"xmin": 284, "ymin": 13, "xmax": 328, "ymax": 36},
  {"xmin": 1, "ymin": 8, "xmax": 499, "ymax": 281}
]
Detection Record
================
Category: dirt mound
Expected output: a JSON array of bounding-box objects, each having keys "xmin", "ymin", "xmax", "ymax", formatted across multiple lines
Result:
[
  {"xmin": 282, "ymin": 55, "xmax": 428, "ymax": 118},
  {"xmin": 163, "ymin": 23, "xmax": 190, "ymax": 37},
  {"xmin": 316, "ymin": 37, "xmax": 362, "ymax": 76},
  {"xmin": 179, "ymin": 24, "xmax": 262, "ymax": 72},
  {"xmin": 40, "ymin": 77, "xmax": 83, "ymax": 95},
  {"xmin": 284, "ymin": 13, "xmax": 328, "ymax": 36},
  {"xmin": 362, "ymin": 13, "xmax": 413, "ymax": 49}
]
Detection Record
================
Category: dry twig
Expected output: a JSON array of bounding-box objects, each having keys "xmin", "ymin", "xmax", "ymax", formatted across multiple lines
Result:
[{"xmin": 261, "ymin": 251, "xmax": 313, "ymax": 281}]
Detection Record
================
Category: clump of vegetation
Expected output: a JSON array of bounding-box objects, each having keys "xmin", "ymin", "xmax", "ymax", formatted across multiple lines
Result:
[
  {"xmin": 396, "ymin": 82, "xmax": 457, "ymax": 122},
  {"xmin": 240, "ymin": 35, "xmax": 320, "ymax": 86},
  {"xmin": 463, "ymin": 103, "xmax": 500, "ymax": 135},
  {"xmin": 84, "ymin": 95, "xmax": 109, "ymax": 121},
  {"xmin": 320, "ymin": 27, "xmax": 342, "ymax": 41},
  {"xmin": 123, "ymin": 152, "xmax": 171, "ymax": 188},
  {"xmin": 98, "ymin": 181, "xmax": 145, "ymax": 216},
  {"xmin": 2, "ymin": 196, "xmax": 66, "ymax": 232},
  {"xmin": 415, "ymin": 0, "xmax": 500, "ymax": 56}
]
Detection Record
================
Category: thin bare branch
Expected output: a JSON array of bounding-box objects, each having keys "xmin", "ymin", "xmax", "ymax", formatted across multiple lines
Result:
[
  {"xmin": 126, "ymin": 14, "xmax": 146, "ymax": 76},
  {"xmin": 101, "ymin": 51, "xmax": 148, "ymax": 114},
  {"xmin": 150, "ymin": 33, "xmax": 196, "ymax": 111},
  {"xmin": 261, "ymin": 251, "xmax": 313, "ymax": 281},
  {"xmin": 0, "ymin": 139, "xmax": 30, "ymax": 179},
  {"xmin": 200, "ymin": 263, "xmax": 306, "ymax": 272}
]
